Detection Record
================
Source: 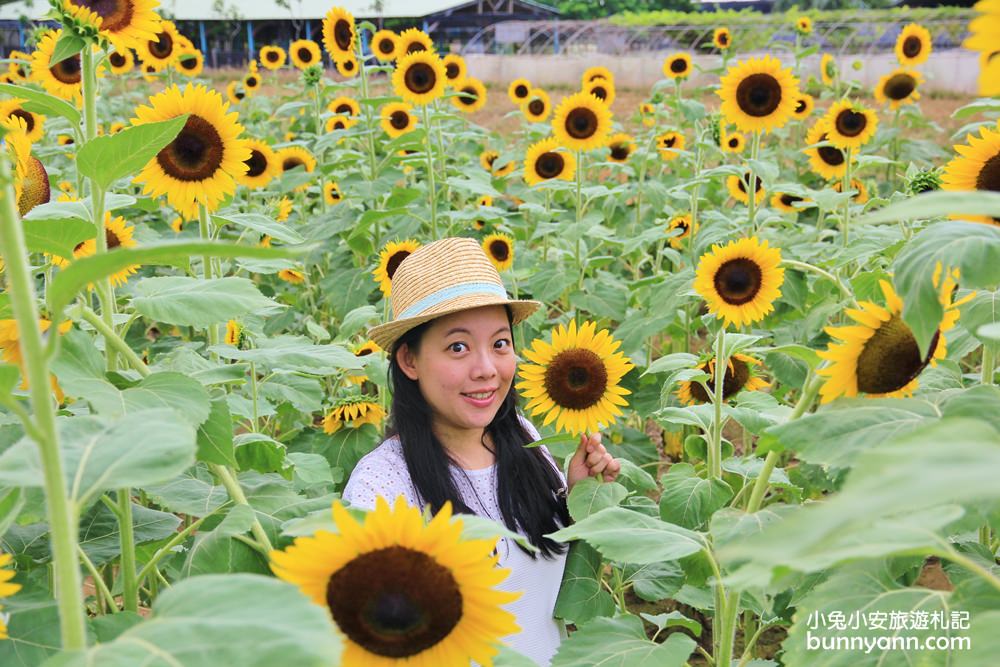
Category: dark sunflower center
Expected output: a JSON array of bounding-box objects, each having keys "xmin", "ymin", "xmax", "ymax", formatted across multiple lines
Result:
[
  {"xmin": 489, "ymin": 240, "xmax": 510, "ymax": 261},
  {"xmin": 156, "ymin": 115, "xmax": 224, "ymax": 182},
  {"xmin": 10, "ymin": 109, "xmax": 34, "ymax": 132},
  {"xmin": 856, "ymin": 315, "xmax": 939, "ymax": 394},
  {"xmin": 282, "ymin": 157, "xmax": 304, "ymax": 171},
  {"xmin": 590, "ymin": 85, "xmax": 607, "ymax": 101},
  {"xmin": 244, "ymin": 149, "xmax": 267, "ymax": 177},
  {"xmin": 108, "ymin": 51, "xmax": 126, "ymax": 67},
  {"xmin": 357, "ymin": 348, "xmax": 373, "ymax": 357},
  {"xmin": 378, "ymin": 38, "xmax": 394, "ymax": 55},
  {"xmin": 795, "ymin": 98, "xmax": 807, "ymax": 113},
  {"xmin": 728, "ymin": 136, "xmax": 740, "ymax": 148},
  {"xmin": 975, "ymin": 154, "xmax": 1000, "ymax": 192},
  {"xmin": 610, "ymin": 143, "xmax": 630, "ymax": 160},
  {"xmin": 389, "ymin": 110, "xmax": 410, "ymax": 129},
  {"xmin": 326, "ymin": 546, "xmax": 462, "ymax": 658},
  {"xmin": 737, "ymin": 174, "xmax": 762, "ymax": 194},
  {"xmin": 536, "ymin": 151, "xmax": 565, "ymax": 179},
  {"xmin": 484, "ymin": 153, "xmax": 497, "ymax": 168},
  {"xmin": 386, "ymin": 251, "xmax": 410, "ymax": 279},
  {"xmin": 719, "ymin": 33, "xmax": 729, "ymax": 45},
  {"xmin": 404, "ymin": 62, "xmax": 436, "ymax": 94},
  {"xmin": 735, "ymin": 73, "xmax": 782, "ymax": 117},
  {"xmin": 714, "ymin": 258, "xmax": 762, "ymax": 305},
  {"xmin": 527, "ymin": 99, "xmax": 545, "ymax": 116},
  {"xmin": 328, "ymin": 186, "xmax": 341, "ymax": 199},
  {"xmin": 565, "ymin": 107, "xmax": 598, "ymax": 140},
  {"xmin": 76, "ymin": 0, "xmax": 132, "ymax": 32},
  {"xmin": 902, "ymin": 35, "xmax": 922, "ymax": 58},
  {"xmin": 334, "ymin": 18, "xmax": 353, "ymax": 51},
  {"xmin": 690, "ymin": 357, "xmax": 752, "ymax": 403},
  {"xmin": 148, "ymin": 31, "xmax": 174, "ymax": 59},
  {"xmin": 105, "ymin": 227, "xmax": 121, "ymax": 249},
  {"xmin": 445, "ymin": 62, "xmax": 460, "ymax": 79},
  {"xmin": 406, "ymin": 41, "xmax": 426, "ymax": 54},
  {"xmin": 297, "ymin": 47, "xmax": 313, "ymax": 63},
  {"xmin": 235, "ymin": 89, "xmax": 245, "ymax": 100},
  {"xmin": 52, "ymin": 54, "xmax": 82, "ymax": 84},
  {"xmin": 266, "ymin": 49, "xmax": 280, "ymax": 62},
  {"xmin": 670, "ymin": 58, "xmax": 688, "ymax": 74},
  {"xmin": 884, "ymin": 73, "xmax": 916, "ymax": 100},
  {"xmin": 817, "ymin": 133, "xmax": 845, "ymax": 166},
  {"xmin": 514, "ymin": 84, "xmax": 528, "ymax": 98},
  {"xmin": 663, "ymin": 135, "xmax": 677, "ymax": 148},
  {"xmin": 341, "ymin": 59, "xmax": 356, "ymax": 72},
  {"xmin": 674, "ymin": 220, "xmax": 690, "ymax": 234},
  {"xmin": 835, "ymin": 109, "xmax": 867, "ymax": 137},
  {"xmin": 780, "ymin": 193, "xmax": 802, "ymax": 206},
  {"xmin": 543, "ymin": 348, "xmax": 609, "ymax": 410},
  {"xmin": 246, "ymin": 75, "xmax": 258, "ymax": 87},
  {"xmin": 336, "ymin": 103, "xmax": 353, "ymax": 115},
  {"xmin": 457, "ymin": 86, "xmax": 478, "ymax": 106},
  {"xmin": 180, "ymin": 55, "xmax": 198, "ymax": 70},
  {"xmin": 331, "ymin": 120, "xmax": 346, "ymax": 130}
]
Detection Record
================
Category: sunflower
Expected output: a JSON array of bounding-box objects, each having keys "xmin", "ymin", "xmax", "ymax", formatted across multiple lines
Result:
[
  {"xmin": 324, "ymin": 181, "xmax": 343, "ymax": 205},
  {"xmin": 373, "ymin": 240, "xmax": 421, "ymax": 297},
  {"xmin": 322, "ymin": 397, "xmax": 385, "ymax": 433},
  {"xmin": 657, "ymin": 131, "xmax": 685, "ymax": 161},
  {"xmin": 727, "ymin": 172, "xmax": 766, "ymax": 206},
  {"xmin": 677, "ymin": 353, "xmax": 769, "ymax": 405},
  {"xmin": 63, "ymin": 0, "xmax": 160, "ymax": 51},
  {"xmin": 895, "ymin": 23, "xmax": 932, "ymax": 66},
  {"xmin": 396, "ymin": 27, "xmax": 434, "ymax": 56},
  {"xmin": 832, "ymin": 178, "xmax": 869, "ymax": 204},
  {"xmin": 822, "ymin": 100, "xmax": 878, "ymax": 151},
  {"xmin": 792, "ymin": 93, "xmax": 814, "ymax": 118},
  {"xmin": 584, "ymin": 78, "xmax": 615, "ymax": 107},
  {"xmin": 0, "ymin": 551, "xmax": 21, "ymax": 639},
  {"xmin": 220, "ymin": 320, "xmax": 241, "ymax": 347},
  {"xmin": 14, "ymin": 150, "xmax": 50, "ymax": 218},
  {"xmin": 140, "ymin": 63, "xmax": 159, "ymax": 82},
  {"xmin": 30, "ymin": 30, "xmax": 84, "ymax": 103},
  {"xmin": 451, "ymin": 77, "xmax": 487, "ymax": 113},
  {"xmin": 322, "ymin": 6, "xmax": 356, "ymax": 61},
  {"xmin": 817, "ymin": 279, "xmax": 968, "ymax": 402},
  {"xmin": 271, "ymin": 495, "xmax": 518, "ymax": 665},
  {"xmin": 372, "ymin": 30, "xmax": 399, "ymax": 62},
  {"xmin": 663, "ymin": 53, "xmax": 692, "ymax": 80},
  {"xmin": 693, "ymin": 236, "xmax": 784, "ymax": 329},
  {"xmin": 243, "ymin": 71, "xmax": 261, "ymax": 94},
  {"xmin": 721, "ymin": 130, "xmax": 746, "ymax": 153},
  {"xmin": 175, "ymin": 50, "xmax": 204, "ymax": 77},
  {"xmin": 517, "ymin": 320, "xmax": 633, "ymax": 436},
  {"xmin": 139, "ymin": 19, "xmax": 182, "ymax": 71},
  {"xmin": 336, "ymin": 56, "xmax": 359, "ymax": 79},
  {"xmin": 107, "ymin": 47, "xmax": 134, "ymax": 74},
  {"xmin": 582, "ymin": 66, "xmax": 614, "ymax": 87},
  {"xmin": 0, "ymin": 319, "xmax": 72, "ymax": 396},
  {"xmin": 713, "ymin": 27, "xmax": 731, "ymax": 50},
  {"xmin": 480, "ymin": 150, "xmax": 499, "ymax": 172},
  {"xmin": 666, "ymin": 214, "xmax": 698, "ymax": 249},
  {"xmin": 507, "ymin": 78, "xmax": 531, "ymax": 105},
  {"xmin": 640, "ymin": 102, "xmax": 656, "ymax": 126},
  {"xmin": 771, "ymin": 192, "xmax": 807, "ymax": 213},
  {"xmin": 874, "ymin": 68, "xmax": 922, "ymax": 110},
  {"xmin": 56, "ymin": 212, "xmax": 140, "ymax": 287},
  {"xmin": 0, "ymin": 99, "xmax": 45, "ymax": 143},
  {"xmin": 236, "ymin": 138, "xmax": 279, "ymax": 189},
  {"xmin": 482, "ymin": 233, "xmax": 514, "ymax": 272},
  {"xmin": 478, "ymin": 195, "xmax": 493, "ymax": 207},
  {"xmin": 393, "ymin": 50, "xmax": 446, "ymax": 106},
  {"xmin": 524, "ymin": 137, "xmax": 576, "ymax": 187},
  {"xmin": 279, "ymin": 268, "xmax": 306, "ymax": 284},
  {"xmin": 795, "ymin": 16, "xmax": 814, "ymax": 35},
  {"xmin": 551, "ymin": 91, "xmax": 612, "ymax": 152},
  {"xmin": 442, "ymin": 54, "xmax": 467, "ymax": 87},
  {"xmin": 804, "ymin": 120, "xmax": 849, "ymax": 180},
  {"xmin": 277, "ymin": 146, "xmax": 317, "ymax": 177},
  {"xmin": 132, "ymin": 84, "xmax": 249, "ymax": 213},
  {"xmin": 521, "ymin": 88, "xmax": 551, "ymax": 123},
  {"xmin": 606, "ymin": 132, "xmax": 635, "ymax": 163},
  {"xmin": 328, "ymin": 96, "xmax": 360, "ymax": 118},
  {"xmin": 942, "ymin": 125, "xmax": 1000, "ymax": 224},
  {"xmin": 289, "ymin": 39, "xmax": 321, "ymax": 70},
  {"xmin": 326, "ymin": 116, "xmax": 356, "ymax": 133},
  {"xmin": 225, "ymin": 81, "xmax": 245, "ymax": 105},
  {"xmin": 380, "ymin": 102, "xmax": 417, "ymax": 138},
  {"xmin": 276, "ymin": 196, "xmax": 293, "ymax": 222},
  {"xmin": 346, "ymin": 340, "xmax": 383, "ymax": 385},
  {"xmin": 6, "ymin": 50, "xmax": 29, "ymax": 81},
  {"xmin": 260, "ymin": 45, "xmax": 286, "ymax": 70},
  {"xmin": 718, "ymin": 55, "xmax": 799, "ymax": 134},
  {"xmin": 820, "ymin": 53, "xmax": 837, "ymax": 86}
]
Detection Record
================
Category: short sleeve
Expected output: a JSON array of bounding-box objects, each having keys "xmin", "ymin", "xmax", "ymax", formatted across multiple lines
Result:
[{"xmin": 342, "ymin": 440, "xmax": 419, "ymax": 511}]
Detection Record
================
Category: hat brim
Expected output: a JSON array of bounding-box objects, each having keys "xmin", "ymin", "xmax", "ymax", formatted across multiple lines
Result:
[{"xmin": 368, "ymin": 295, "xmax": 542, "ymax": 352}]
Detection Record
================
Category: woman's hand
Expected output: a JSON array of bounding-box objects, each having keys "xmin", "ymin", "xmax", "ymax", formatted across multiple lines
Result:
[{"xmin": 567, "ymin": 432, "xmax": 620, "ymax": 488}]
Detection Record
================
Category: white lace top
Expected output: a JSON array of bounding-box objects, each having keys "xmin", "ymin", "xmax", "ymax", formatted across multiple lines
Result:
[{"xmin": 342, "ymin": 415, "xmax": 569, "ymax": 666}]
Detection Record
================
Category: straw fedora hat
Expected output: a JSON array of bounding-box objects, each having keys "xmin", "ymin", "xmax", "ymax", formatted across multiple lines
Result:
[{"xmin": 368, "ymin": 237, "xmax": 541, "ymax": 351}]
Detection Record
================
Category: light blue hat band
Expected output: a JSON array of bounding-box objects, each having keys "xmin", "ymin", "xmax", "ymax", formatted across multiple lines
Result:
[{"xmin": 397, "ymin": 282, "xmax": 509, "ymax": 319}]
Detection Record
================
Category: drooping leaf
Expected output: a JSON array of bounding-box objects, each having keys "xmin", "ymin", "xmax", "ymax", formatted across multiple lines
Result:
[{"xmin": 76, "ymin": 116, "xmax": 187, "ymax": 190}]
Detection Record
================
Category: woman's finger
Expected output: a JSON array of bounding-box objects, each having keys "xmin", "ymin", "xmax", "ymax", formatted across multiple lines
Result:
[
  {"xmin": 589, "ymin": 454, "xmax": 612, "ymax": 475},
  {"xmin": 585, "ymin": 445, "xmax": 607, "ymax": 467}
]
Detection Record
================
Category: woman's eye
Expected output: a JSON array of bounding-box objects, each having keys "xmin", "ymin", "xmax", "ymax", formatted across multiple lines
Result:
[
  {"xmin": 449, "ymin": 342, "xmax": 468, "ymax": 353},
  {"xmin": 495, "ymin": 338, "xmax": 511, "ymax": 350}
]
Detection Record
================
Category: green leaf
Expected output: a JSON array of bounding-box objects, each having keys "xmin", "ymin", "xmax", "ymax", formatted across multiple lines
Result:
[
  {"xmin": 234, "ymin": 432, "xmax": 291, "ymax": 477},
  {"xmin": 182, "ymin": 531, "xmax": 270, "ymax": 576},
  {"xmin": 0, "ymin": 364, "xmax": 20, "ymax": 402},
  {"xmin": 213, "ymin": 335, "xmax": 362, "ymax": 374},
  {"xmin": 43, "ymin": 575, "xmax": 342, "ymax": 667},
  {"xmin": 621, "ymin": 560, "xmax": 684, "ymax": 602},
  {"xmin": 131, "ymin": 276, "xmax": 281, "ymax": 327},
  {"xmin": 548, "ymin": 507, "xmax": 704, "ymax": 564},
  {"xmin": 22, "ymin": 218, "xmax": 94, "ymax": 258},
  {"xmin": 214, "ymin": 213, "xmax": 306, "ymax": 244},
  {"xmin": 955, "ymin": 610, "xmax": 1000, "ymax": 667},
  {"xmin": 554, "ymin": 541, "xmax": 615, "ymax": 624},
  {"xmin": 642, "ymin": 352, "xmax": 698, "ymax": 377},
  {"xmin": 958, "ymin": 289, "xmax": 1000, "ymax": 347},
  {"xmin": 144, "ymin": 474, "xmax": 228, "ymax": 516},
  {"xmin": 858, "ymin": 191, "xmax": 1000, "ymax": 225},
  {"xmin": 48, "ymin": 240, "xmax": 305, "ymax": 316},
  {"xmin": 0, "ymin": 82, "xmax": 81, "ymax": 125},
  {"xmin": 76, "ymin": 116, "xmax": 187, "ymax": 191},
  {"xmin": 50, "ymin": 31, "xmax": 85, "ymax": 66},
  {"xmin": 567, "ymin": 477, "xmax": 629, "ymax": 522},
  {"xmin": 79, "ymin": 501, "xmax": 180, "ymax": 566},
  {"xmin": 0, "ymin": 409, "xmax": 196, "ymax": 506},
  {"xmin": 196, "ymin": 396, "xmax": 238, "ymax": 467},
  {"xmin": 658, "ymin": 462, "xmax": 733, "ymax": 530},
  {"xmin": 639, "ymin": 610, "xmax": 702, "ymax": 636},
  {"xmin": 551, "ymin": 615, "xmax": 696, "ymax": 667},
  {"xmin": 259, "ymin": 372, "xmax": 324, "ymax": 412},
  {"xmin": 0, "ymin": 587, "xmax": 65, "ymax": 667}
]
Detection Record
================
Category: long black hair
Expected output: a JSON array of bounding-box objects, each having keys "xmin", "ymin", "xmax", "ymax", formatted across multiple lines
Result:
[{"xmin": 385, "ymin": 306, "xmax": 570, "ymax": 559}]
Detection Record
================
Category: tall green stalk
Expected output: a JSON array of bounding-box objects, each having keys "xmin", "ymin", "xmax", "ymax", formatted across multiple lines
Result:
[
  {"xmin": 575, "ymin": 150, "xmax": 585, "ymax": 289},
  {"xmin": 747, "ymin": 131, "xmax": 761, "ymax": 232},
  {"xmin": 841, "ymin": 147, "xmax": 853, "ymax": 246},
  {"xmin": 419, "ymin": 103, "xmax": 438, "ymax": 239},
  {"xmin": 708, "ymin": 326, "xmax": 726, "ymax": 480},
  {"xmin": 0, "ymin": 150, "xmax": 87, "ymax": 649}
]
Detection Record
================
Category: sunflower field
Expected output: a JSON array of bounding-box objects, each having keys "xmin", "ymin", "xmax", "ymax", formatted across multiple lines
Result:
[{"xmin": 1, "ymin": 0, "xmax": 1000, "ymax": 665}]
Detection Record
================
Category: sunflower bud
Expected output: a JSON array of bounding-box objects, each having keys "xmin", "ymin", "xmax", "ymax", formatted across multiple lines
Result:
[
  {"xmin": 907, "ymin": 167, "xmax": 941, "ymax": 195},
  {"xmin": 302, "ymin": 64, "xmax": 323, "ymax": 87}
]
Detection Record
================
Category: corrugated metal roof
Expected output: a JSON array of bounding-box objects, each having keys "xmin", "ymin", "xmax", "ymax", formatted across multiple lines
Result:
[{"xmin": 0, "ymin": 0, "xmax": 469, "ymax": 21}]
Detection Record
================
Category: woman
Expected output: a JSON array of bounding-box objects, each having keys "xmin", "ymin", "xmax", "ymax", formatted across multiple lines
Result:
[{"xmin": 343, "ymin": 237, "xmax": 620, "ymax": 666}]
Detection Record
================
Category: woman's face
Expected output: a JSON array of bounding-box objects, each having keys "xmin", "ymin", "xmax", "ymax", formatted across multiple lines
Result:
[{"xmin": 397, "ymin": 305, "xmax": 516, "ymax": 437}]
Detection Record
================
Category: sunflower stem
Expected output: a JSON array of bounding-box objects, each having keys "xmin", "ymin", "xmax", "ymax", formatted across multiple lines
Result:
[
  {"xmin": 633, "ymin": 134, "xmax": 657, "ymax": 241},
  {"xmin": 198, "ymin": 204, "xmax": 220, "ymax": 351},
  {"xmin": 210, "ymin": 463, "xmax": 274, "ymax": 553},
  {"xmin": 575, "ymin": 150, "xmax": 585, "ymax": 290},
  {"xmin": 312, "ymin": 82, "xmax": 327, "ymax": 214},
  {"xmin": 0, "ymin": 149, "xmax": 88, "ymax": 650},
  {"xmin": 78, "ymin": 544, "xmax": 117, "ymax": 614},
  {"xmin": 841, "ymin": 147, "xmax": 853, "ymax": 247},
  {"xmin": 419, "ymin": 103, "xmax": 438, "ymax": 240},
  {"xmin": 981, "ymin": 344, "xmax": 995, "ymax": 385},
  {"xmin": 117, "ymin": 490, "xmax": 139, "ymax": 612},
  {"xmin": 74, "ymin": 304, "xmax": 150, "ymax": 377},
  {"xmin": 747, "ymin": 131, "xmax": 761, "ymax": 232},
  {"xmin": 709, "ymin": 326, "xmax": 727, "ymax": 480}
]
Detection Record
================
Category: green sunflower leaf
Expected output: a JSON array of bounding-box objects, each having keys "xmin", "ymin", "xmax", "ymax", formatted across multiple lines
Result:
[
  {"xmin": 551, "ymin": 615, "xmax": 696, "ymax": 667},
  {"xmin": 21, "ymin": 218, "xmax": 95, "ymax": 258},
  {"xmin": 658, "ymin": 463, "xmax": 733, "ymax": 530},
  {"xmin": 76, "ymin": 115, "xmax": 188, "ymax": 191},
  {"xmin": 548, "ymin": 507, "xmax": 704, "ymax": 564},
  {"xmin": 554, "ymin": 541, "xmax": 615, "ymax": 624},
  {"xmin": 49, "ymin": 31, "xmax": 84, "ymax": 67},
  {"xmin": 131, "ymin": 276, "xmax": 282, "ymax": 328},
  {"xmin": 0, "ymin": 82, "xmax": 81, "ymax": 126}
]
